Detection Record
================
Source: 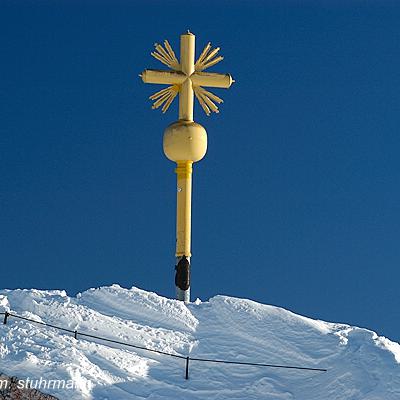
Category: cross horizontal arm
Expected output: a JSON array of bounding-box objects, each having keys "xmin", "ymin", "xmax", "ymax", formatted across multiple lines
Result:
[
  {"xmin": 141, "ymin": 70, "xmax": 186, "ymax": 85},
  {"xmin": 191, "ymin": 72, "xmax": 234, "ymax": 89}
]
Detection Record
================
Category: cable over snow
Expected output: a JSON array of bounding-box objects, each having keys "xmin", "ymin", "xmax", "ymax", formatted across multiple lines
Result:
[{"xmin": 0, "ymin": 285, "xmax": 398, "ymax": 399}]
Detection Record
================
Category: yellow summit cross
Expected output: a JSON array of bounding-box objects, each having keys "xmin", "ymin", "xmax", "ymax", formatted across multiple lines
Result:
[
  {"xmin": 140, "ymin": 32, "xmax": 234, "ymax": 302},
  {"xmin": 141, "ymin": 31, "xmax": 234, "ymax": 119}
]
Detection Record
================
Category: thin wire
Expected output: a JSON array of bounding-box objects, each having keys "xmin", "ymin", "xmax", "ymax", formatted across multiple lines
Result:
[
  {"xmin": 189, "ymin": 357, "xmax": 327, "ymax": 372},
  {"xmin": 77, "ymin": 331, "xmax": 185, "ymax": 359},
  {"xmin": 5, "ymin": 312, "xmax": 185, "ymax": 359},
  {"xmin": 7, "ymin": 312, "xmax": 74, "ymax": 335},
  {"xmin": 1, "ymin": 311, "xmax": 327, "ymax": 373}
]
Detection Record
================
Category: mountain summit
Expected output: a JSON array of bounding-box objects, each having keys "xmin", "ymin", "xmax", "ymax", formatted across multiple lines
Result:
[{"xmin": 0, "ymin": 285, "xmax": 398, "ymax": 399}]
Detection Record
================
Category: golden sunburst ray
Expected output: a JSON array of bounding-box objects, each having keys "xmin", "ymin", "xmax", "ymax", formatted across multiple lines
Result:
[
  {"xmin": 149, "ymin": 85, "xmax": 179, "ymax": 113},
  {"xmin": 149, "ymin": 86, "xmax": 172, "ymax": 100},
  {"xmin": 194, "ymin": 91, "xmax": 210, "ymax": 115},
  {"xmin": 194, "ymin": 86, "xmax": 223, "ymax": 115},
  {"xmin": 199, "ymin": 88, "xmax": 223, "ymax": 104},
  {"xmin": 163, "ymin": 40, "xmax": 179, "ymax": 67},
  {"xmin": 151, "ymin": 41, "xmax": 180, "ymax": 70},
  {"xmin": 195, "ymin": 42, "xmax": 211, "ymax": 66},
  {"xmin": 195, "ymin": 43, "xmax": 224, "ymax": 72},
  {"xmin": 201, "ymin": 56, "xmax": 224, "ymax": 71}
]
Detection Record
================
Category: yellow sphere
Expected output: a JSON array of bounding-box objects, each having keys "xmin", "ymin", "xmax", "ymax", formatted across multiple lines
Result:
[{"xmin": 163, "ymin": 121, "xmax": 207, "ymax": 162}]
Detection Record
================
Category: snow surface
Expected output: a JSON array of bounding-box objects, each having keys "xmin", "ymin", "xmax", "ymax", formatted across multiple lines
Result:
[{"xmin": 0, "ymin": 285, "xmax": 398, "ymax": 399}]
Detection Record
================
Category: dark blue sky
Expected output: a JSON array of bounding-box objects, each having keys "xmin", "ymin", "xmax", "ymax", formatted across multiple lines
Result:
[{"xmin": 1, "ymin": 1, "xmax": 399, "ymax": 342}]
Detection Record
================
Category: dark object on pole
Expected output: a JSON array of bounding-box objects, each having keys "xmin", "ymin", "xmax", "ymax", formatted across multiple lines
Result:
[
  {"xmin": 3, "ymin": 311, "xmax": 9, "ymax": 325},
  {"xmin": 185, "ymin": 356, "xmax": 190, "ymax": 379},
  {"xmin": 175, "ymin": 256, "xmax": 190, "ymax": 291}
]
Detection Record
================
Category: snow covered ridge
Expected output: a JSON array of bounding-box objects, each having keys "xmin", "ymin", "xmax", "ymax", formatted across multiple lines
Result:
[{"xmin": 0, "ymin": 285, "xmax": 399, "ymax": 400}]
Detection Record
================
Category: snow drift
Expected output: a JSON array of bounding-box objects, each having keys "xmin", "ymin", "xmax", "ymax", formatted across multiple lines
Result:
[{"xmin": 0, "ymin": 285, "xmax": 398, "ymax": 399}]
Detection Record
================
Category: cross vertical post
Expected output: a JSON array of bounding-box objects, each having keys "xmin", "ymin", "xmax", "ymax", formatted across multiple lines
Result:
[
  {"xmin": 140, "ymin": 32, "xmax": 234, "ymax": 302},
  {"xmin": 179, "ymin": 33, "xmax": 195, "ymax": 121}
]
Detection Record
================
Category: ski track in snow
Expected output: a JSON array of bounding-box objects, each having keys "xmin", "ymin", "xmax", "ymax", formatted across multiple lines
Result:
[{"xmin": 0, "ymin": 285, "xmax": 398, "ymax": 399}]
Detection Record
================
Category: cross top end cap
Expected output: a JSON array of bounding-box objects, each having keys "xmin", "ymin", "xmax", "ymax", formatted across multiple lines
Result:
[{"xmin": 163, "ymin": 121, "xmax": 207, "ymax": 163}]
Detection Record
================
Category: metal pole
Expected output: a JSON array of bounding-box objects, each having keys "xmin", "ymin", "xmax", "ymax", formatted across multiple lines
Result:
[
  {"xmin": 140, "ymin": 32, "xmax": 234, "ymax": 302},
  {"xmin": 174, "ymin": 161, "xmax": 192, "ymax": 302},
  {"xmin": 185, "ymin": 356, "xmax": 190, "ymax": 380}
]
